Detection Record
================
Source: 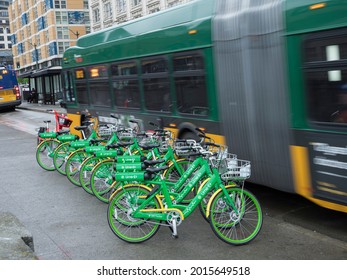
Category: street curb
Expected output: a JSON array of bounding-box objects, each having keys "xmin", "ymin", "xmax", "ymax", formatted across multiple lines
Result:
[
  {"xmin": 0, "ymin": 212, "xmax": 37, "ymax": 260},
  {"xmin": 16, "ymin": 105, "xmax": 66, "ymax": 115}
]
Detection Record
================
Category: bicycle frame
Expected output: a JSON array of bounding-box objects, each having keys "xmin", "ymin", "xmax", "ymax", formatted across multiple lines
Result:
[{"xmin": 110, "ymin": 156, "xmax": 239, "ymax": 223}]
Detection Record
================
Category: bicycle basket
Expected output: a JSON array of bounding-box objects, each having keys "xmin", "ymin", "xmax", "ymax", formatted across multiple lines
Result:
[
  {"xmin": 117, "ymin": 129, "xmax": 135, "ymax": 142},
  {"xmin": 98, "ymin": 125, "xmax": 117, "ymax": 137},
  {"xmin": 58, "ymin": 116, "xmax": 72, "ymax": 127},
  {"xmin": 220, "ymin": 155, "xmax": 251, "ymax": 181}
]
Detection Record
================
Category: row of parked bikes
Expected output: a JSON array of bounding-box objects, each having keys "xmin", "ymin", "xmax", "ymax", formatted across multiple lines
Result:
[{"xmin": 35, "ymin": 111, "xmax": 263, "ymax": 245}]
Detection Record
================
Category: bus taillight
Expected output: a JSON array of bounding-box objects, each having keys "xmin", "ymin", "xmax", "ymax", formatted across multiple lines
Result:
[{"xmin": 14, "ymin": 85, "xmax": 20, "ymax": 99}]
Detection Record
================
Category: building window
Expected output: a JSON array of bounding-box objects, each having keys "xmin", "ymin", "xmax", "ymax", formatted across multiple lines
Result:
[
  {"xmin": 56, "ymin": 11, "xmax": 68, "ymax": 24},
  {"xmin": 57, "ymin": 42, "xmax": 70, "ymax": 55},
  {"xmin": 116, "ymin": 0, "xmax": 126, "ymax": 13},
  {"xmin": 133, "ymin": 0, "xmax": 142, "ymax": 6},
  {"xmin": 104, "ymin": 2, "xmax": 112, "ymax": 19},
  {"xmin": 55, "ymin": 0, "xmax": 66, "ymax": 9},
  {"xmin": 57, "ymin": 27, "xmax": 69, "ymax": 39},
  {"xmin": 93, "ymin": 8, "xmax": 100, "ymax": 23}
]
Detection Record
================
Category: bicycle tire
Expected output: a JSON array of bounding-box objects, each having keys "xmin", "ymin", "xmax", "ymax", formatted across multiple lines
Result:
[
  {"xmin": 195, "ymin": 181, "xmax": 237, "ymax": 222},
  {"xmin": 107, "ymin": 185, "xmax": 161, "ymax": 243},
  {"xmin": 79, "ymin": 156, "xmax": 101, "ymax": 195},
  {"xmin": 90, "ymin": 159, "xmax": 116, "ymax": 203},
  {"xmin": 36, "ymin": 139, "xmax": 60, "ymax": 171},
  {"xmin": 65, "ymin": 149, "xmax": 88, "ymax": 186},
  {"xmin": 208, "ymin": 187, "xmax": 262, "ymax": 245},
  {"xmin": 53, "ymin": 142, "xmax": 74, "ymax": 175}
]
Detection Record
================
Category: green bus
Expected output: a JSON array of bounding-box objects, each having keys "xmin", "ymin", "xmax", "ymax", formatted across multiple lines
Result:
[{"xmin": 62, "ymin": 0, "xmax": 347, "ymax": 213}]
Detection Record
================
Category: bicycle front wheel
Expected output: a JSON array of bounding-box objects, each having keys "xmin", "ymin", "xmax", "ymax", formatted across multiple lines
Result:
[
  {"xmin": 53, "ymin": 142, "xmax": 74, "ymax": 175},
  {"xmin": 90, "ymin": 159, "xmax": 115, "ymax": 203},
  {"xmin": 36, "ymin": 139, "xmax": 60, "ymax": 171},
  {"xmin": 79, "ymin": 156, "xmax": 101, "ymax": 195},
  {"xmin": 107, "ymin": 185, "xmax": 161, "ymax": 243},
  {"xmin": 65, "ymin": 149, "xmax": 88, "ymax": 186},
  {"xmin": 208, "ymin": 187, "xmax": 262, "ymax": 245}
]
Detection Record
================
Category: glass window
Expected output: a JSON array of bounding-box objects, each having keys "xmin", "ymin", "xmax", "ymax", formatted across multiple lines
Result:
[
  {"xmin": 142, "ymin": 58, "xmax": 168, "ymax": 74},
  {"xmin": 111, "ymin": 61, "xmax": 140, "ymax": 109},
  {"xmin": 173, "ymin": 54, "xmax": 204, "ymax": 71},
  {"xmin": 304, "ymin": 33, "xmax": 347, "ymax": 63},
  {"xmin": 143, "ymin": 78, "xmax": 171, "ymax": 111},
  {"xmin": 76, "ymin": 83, "xmax": 88, "ymax": 105},
  {"xmin": 306, "ymin": 70, "xmax": 347, "ymax": 124},
  {"xmin": 74, "ymin": 69, "xmax": 85, "ymax": 80},
  {"xmin": 141, "ymin": 57, "xmax": 171, "ymax": 112},
  {"xmin": 111, "ymin": 62, "xmax": 137, "ymax": 76},
  {"xmin": 89, "ymin": 81, "xmax": 111, "ymax": 107},
  {"xmin": 173, "ymin": 53, "xmax": 208, "ymax": 116},
  {"xmin": 175, "ymin": 76, "xmax": 208, "ymax": 115},
  {"xmin": 112, "ymin": 79, "xmax": 140, "ymax": 108},
  {"xmin": 88, "ymin": 65, "xmax": 108, "ymax": 78},
  {"xmin": 85, "ymin": 65, "xmax": 111, "ymax": 107},
  {"xmin": 93, "ymin": 8, "xmax": 100, "ymax": 23},
  {"xmin": 304, "ymin": 28, "xmax": 347, "ymax": 125}
]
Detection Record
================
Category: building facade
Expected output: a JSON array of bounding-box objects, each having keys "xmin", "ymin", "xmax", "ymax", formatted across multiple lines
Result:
[
  {"xmin": 7, "ymin": 0, "xmax": 192, "ymax": 104},
  {"xmin": 0, "ymin": 0, "xmax": 13, "ymax": 66},
  {"xmin": 89, "ymin": 0, "xmax": 193, "ymax": 31},
  {"xmin": 8, "ymin": 0, "xmax": 90, "ymax": 104}
]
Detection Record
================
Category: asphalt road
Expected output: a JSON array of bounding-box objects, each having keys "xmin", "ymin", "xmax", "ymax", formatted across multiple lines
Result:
[{"xmin": 0, "ymin": 108, "xmax": 346, "ymax": 260}]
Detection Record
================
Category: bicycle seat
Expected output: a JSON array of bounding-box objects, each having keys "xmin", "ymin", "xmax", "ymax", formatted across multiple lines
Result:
[
  {"xmin": 56, "ymin": 130, "xmax": 70, "ymax": 135},
  {"xmin": 143, "ymin": 159, "xmax": 165, "ymax": 166},
  {"xmin": 43, "ymin": 120, "xmax": 51, "ymax": 123},
  {"xmin": 74, "ymin": 125, "xmax": 88, "ymax": 131},
  {"xmin": 145, "ymin": 165, "xmax": 168, "ymax": 174},
  {"xmin": 139, "ymin": 143, "xmax": 160, "ymax": 149},
  {"xmin": 117, "ymin": 141, "xmax": 134, "ymax": 147}
]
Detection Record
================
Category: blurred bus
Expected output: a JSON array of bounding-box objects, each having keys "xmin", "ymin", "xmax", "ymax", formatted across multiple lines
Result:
[
  {"xmin": 61, "ymin": 0, "xmax": 347, "ymax": 213},
  {"xmin": 0, "ymin": 66, "xmax": 21, "ymax": 110}
]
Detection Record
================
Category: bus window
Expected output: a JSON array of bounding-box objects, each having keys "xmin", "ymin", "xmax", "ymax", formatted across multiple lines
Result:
[
  {"xmin": 111, "ymin": 62, "xmax": 140, "ymax": 109},
  {"xmin": 62, "ymin": 71, "xmax": 75, "ymax": 103},
  {"xmin": 74, "ymin": 68, "xmax": 89, "ymax": 105},
  {"xmin": 304, "ymin": 28, "xmax": 347, "ymax": 125},
  {"xmin": 306, "ymin": 70, "xmax": 347, "ymax": 124},
  {"xmin": 88, "ymin": 65, "xmax": 111, "ymax": 107},
  {"xmin": 141, "ymin": 57, "xmax": 170, "ymax": 112},
  {"xmin": 173, "ymin": 53, "xmax": 208, "ymax": 116}
]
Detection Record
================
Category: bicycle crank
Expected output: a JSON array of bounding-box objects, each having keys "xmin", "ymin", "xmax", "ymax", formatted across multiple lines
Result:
[{"xmin": 166, "ymin": 211, "xmax": 182, "ymax": 238}]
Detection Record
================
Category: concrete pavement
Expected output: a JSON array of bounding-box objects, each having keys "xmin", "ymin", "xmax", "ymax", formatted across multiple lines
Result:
[
  {"xmin": 16, "ymin": 101, "xmax": 67, "ymax": 114},
  {"xmin": 0, "ymin": 102, "xmax": 58, "ymax": 260}
]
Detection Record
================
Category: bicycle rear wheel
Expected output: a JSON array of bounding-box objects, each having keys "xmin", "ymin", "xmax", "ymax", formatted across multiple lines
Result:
[
  {"xmin": 65, "ymin": 149, "xmax": 88, "ymax": 186},
  {"xmin": 107, "ymin": 185, "xmax": 161, "ymax": 243},
  {"xmin": 36, "ymin": 139, "xmax": 60, "ymax": 171},
  {"xmin": 208, "ymin": 187, "xmax": 262, "ymax": 245}
]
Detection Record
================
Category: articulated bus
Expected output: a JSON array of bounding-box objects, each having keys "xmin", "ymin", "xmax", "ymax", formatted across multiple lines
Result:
[
  {"xmin": 62, "ymin": 0, "xmax": 347, "ymax": 213},
  {"xmin": 0, "ymin": 66, "xmax": 21, "ymax": 110}
]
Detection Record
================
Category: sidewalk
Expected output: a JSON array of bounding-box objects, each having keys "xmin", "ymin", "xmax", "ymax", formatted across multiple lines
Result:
[
  {"xmin": 2, "ymin": 101, "xmax": 65, "ymax": 260},
  {"xmin": 0, "ymin": 212, "xmax": 37, "ymax": 260},
  {"xmin": 17, "ymin": 101, "xmax": 67, "ymax": 114}
]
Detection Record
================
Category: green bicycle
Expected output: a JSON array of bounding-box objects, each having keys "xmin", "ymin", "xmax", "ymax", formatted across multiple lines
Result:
[{"xmin": 107, "ymin": 142, "xmax": 263, "ymax": 245}]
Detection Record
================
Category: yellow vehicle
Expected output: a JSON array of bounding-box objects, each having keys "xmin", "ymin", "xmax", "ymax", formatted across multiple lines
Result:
[{"xmin": 0, "ymin": 66, "xmax": 21, "ymax": 110}]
